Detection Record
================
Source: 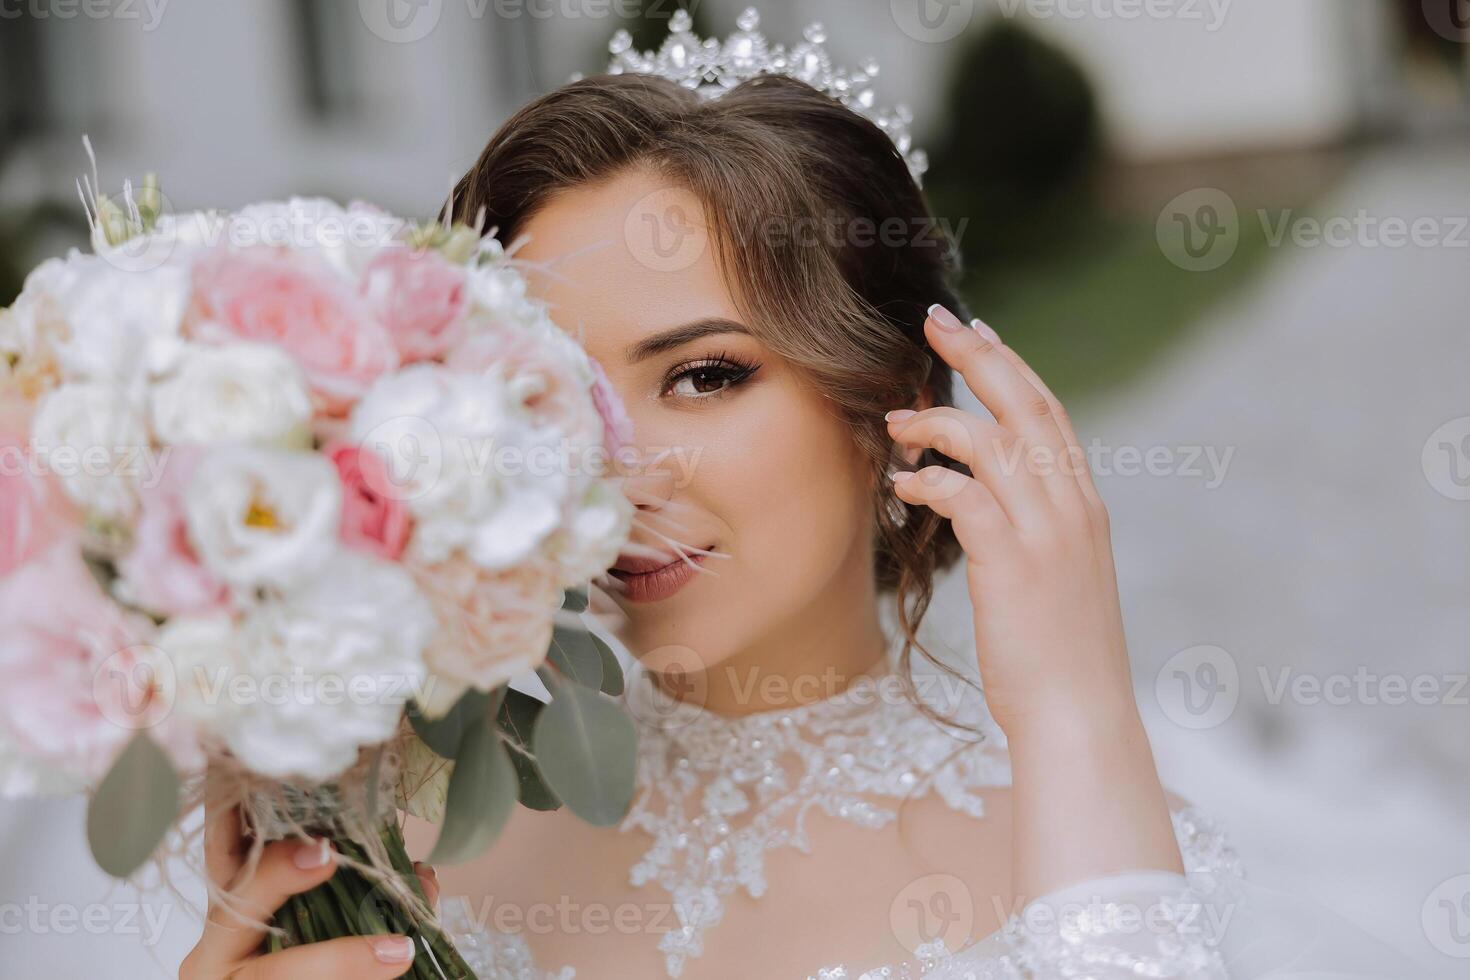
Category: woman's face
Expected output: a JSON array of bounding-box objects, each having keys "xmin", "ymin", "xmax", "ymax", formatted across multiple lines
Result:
[{"xmin": 515, "ymin": 167, "xmax": 879, "ymax": 680}]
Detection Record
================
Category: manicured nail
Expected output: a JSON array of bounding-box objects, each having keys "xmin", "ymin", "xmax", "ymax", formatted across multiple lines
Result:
[
  {"xmin": 891, "ymin": 470, "xmax": 915, "ymax": 484},
  {"xmin": 885, "ymin": 409, "xmax": 916, "ymax": 423},
  {"xmin": 970, "ymin": 318, "xmax": 1001, "ymax": 344},
  {"xmin": 927, "ymin": 303, "xmax": 965, "ymax": 332},
  {"xmin": 369, "ymin": 935, "xmax": 415, "ymax": 964},
  {"xmin": 293, "ymin": 838, "xmax": 333, "ymax": 869},
  {"xmin": 412, "ymin": 861, "xmax": 438, "ymax": 883}
]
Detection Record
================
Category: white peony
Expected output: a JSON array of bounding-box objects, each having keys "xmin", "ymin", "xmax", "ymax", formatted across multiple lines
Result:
[
  {"xmin": 184, "ymin": 552, "xmax": 431, "ymax": 781},
  {"xmin": 347, "ymin": 364, "xmax": 570, "ymax": 570},
  {"xmin": 547, "ymin": 479, "xmax": 637, "ymax": 584},
  {"xmin": 183, "ymin": 446, "xmax": 342, "ymax": 592},
  {"xmin": 29, "ymin": 381, "xmax": 152, "ymax": 521},
  {"xmin": 150, "ymin": 343, "xmax": 312, "ymax": 448}
]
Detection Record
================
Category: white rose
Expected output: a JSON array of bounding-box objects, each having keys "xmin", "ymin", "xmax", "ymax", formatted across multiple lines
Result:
[
  {"xmin": 48, "ymin": 255, "xmax": 188, "ymax": 382},
  {"xmin": 30, "ymin": 381, "xmax": 151, "ymax": 520},
  {"xmin": 229, "ymin": 198, "xmax": 400, "ymax": 277},
  {"xmin": 548, "ymin": 479, "xmax": 636, "ymax": 583},
  {"xmin": 348, "ymin": 364, "xmax": 569, "ymax": 569},
  {"xmin": 212, "ymin": 552, "xmax": 432, "ymax": 781},
  {"xmin": 150, "ymin": 343, "xmax": 312, "ymax": 448},
  {"xmin": 183, "ymin": 447, "xmax": 342, "ymax": 592}
]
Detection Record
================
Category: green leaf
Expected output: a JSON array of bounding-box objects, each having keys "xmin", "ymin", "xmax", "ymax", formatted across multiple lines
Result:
[
  {"xmin": 591, "ymin": 633, "xmax": 624, "ymax": 696},
  {"xmin": 547, "ymin": 624, "xmax": 604, "ymax": 690},
  {"xmin": 561, "ymin": 588, "xmax": 589, "ymax": 613},
  {"xmin": 86, "ymin": 733, "xmax": 180, "ymax": 878},
  {"xmin": 428, "ymin": 715, "xmax": 517, "ymax": 864},
  {"xmin": 408, "ymin": 687, "xmax": 501, "ymax": 759},
  {"xmin": 496, "ymin": 690, "xmax": 560, "ymax": 811},
  {"xmin": 533, "ymin": 683, "xmax": 638, "ymax": 826}
]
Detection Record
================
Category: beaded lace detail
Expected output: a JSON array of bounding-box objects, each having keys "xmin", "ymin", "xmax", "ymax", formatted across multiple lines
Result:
[
  {"xmin": 441, "ymin": 644, "xmax": 1247, "ymax": 979},
  {"xmin": 619, "ymin": 654, "xmax": 1011, "ymax": 977}
]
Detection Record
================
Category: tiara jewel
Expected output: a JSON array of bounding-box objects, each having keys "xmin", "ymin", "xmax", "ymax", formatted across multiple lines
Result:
[{"xmin": 600, "ymin": 6, "xmax": 927, "ymax": 184}]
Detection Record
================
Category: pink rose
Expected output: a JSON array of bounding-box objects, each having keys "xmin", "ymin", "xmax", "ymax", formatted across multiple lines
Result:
[
  {"xmin": 0, "ymin": 543, "xmax": 201, "ymax": 781},
  {"xmin": 325, "ymin": 441, "xmax": 412, "ymax": 560},
  {"xmin": 116, "ymin": 446, "xmax": 228, "ymax": 617},
  {"xmin": 408, "ymin": 555, "xmax": 561, "ymax": 710},
  {"xmin": 361, "ymin": 249, "xmax": 468, "ymax": 362},
  {"xmin": 190, "ymin": 251, "xmax": 398, "ymax": 414},
  {"xmin": 449, "ymin": 326, "xmax": 603, "ymax": 446},
  {"xmin": 586, "ymin": 356, "xmax": 635, "ymax": 457},
  {"xmin": 0, "ymin": 398, "xmax": 76, "ymax": 579}
]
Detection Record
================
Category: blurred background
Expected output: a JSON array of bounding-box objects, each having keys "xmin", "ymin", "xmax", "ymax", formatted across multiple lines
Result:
[{"xmin": 1, "ymin": 0, "xmax": 1467, "ymax": 975}]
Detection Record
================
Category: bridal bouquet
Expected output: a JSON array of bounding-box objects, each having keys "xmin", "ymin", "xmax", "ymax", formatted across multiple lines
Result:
[{"xmin": 0, "ymin": 173, "xmax": 640, "ymax": 977}]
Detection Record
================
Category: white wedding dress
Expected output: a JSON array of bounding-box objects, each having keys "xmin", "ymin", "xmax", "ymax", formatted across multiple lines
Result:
[{"xmin": 440, "ymin": 634, "xmax": 1435, "ymax": 980}]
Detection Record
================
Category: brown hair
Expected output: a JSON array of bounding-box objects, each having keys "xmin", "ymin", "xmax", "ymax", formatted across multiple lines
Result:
[{"xmin": 450, "ymin": 72, "xmax": 978, "ymax": 727}]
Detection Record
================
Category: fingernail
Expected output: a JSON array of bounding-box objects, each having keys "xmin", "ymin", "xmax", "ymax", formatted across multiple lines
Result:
[
  {"xmin": 412, "ymin": 861, "xmax": 438, "ymax": 882},
  {"xmin": 885, "ymin": 409, "xmax": 917, "ymax": 423},
  {"xmin": 293, "ymin": 838, "xmax": 332, "ymax": 870},
  {"xmin": 970, "ymin": 317, "xmax": 1001, "ymax": 344},
  {"xmin": 927, "ymin": 303, "xmax": 965, "ymax": 332},
  {"xmin": 891, "ymin": 470, "xmax": 915, "ymax": 484},
  {"xmin": 370, "ymin": 935, "xmax": 415, "ymax": 964}
]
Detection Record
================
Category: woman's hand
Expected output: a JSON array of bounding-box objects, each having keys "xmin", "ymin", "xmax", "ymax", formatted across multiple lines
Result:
[
  {"xmin": 887, "ymin": 303, "xmax": 1182, "ymax": 899},
  {"xmin": 887, "ymin": 303, "xmax": 1132, "ymax": 737},
  {"xmin": 180, "ymin": 799, "xmax": 437, "ymax": 979}
]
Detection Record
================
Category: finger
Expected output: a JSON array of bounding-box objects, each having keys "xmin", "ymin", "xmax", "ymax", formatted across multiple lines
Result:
[
  {"xmin": 197, "ymin": 837, "xmax": 338, "ymax": 966},
  {"xmin": 924, "ymin": 305, "xmax": 1075, "ymax": 499},
  {"xmin": 971, "ymin": 315, "xmax": 1106, "ymax": 514},
  {"xmin": 891, "ymin": 466, "xmax": 1013, "ymax": 553},
  {"xmin": 886, "ymin": 407, "xmax": 1046, "ymax": 529},
  {"xmin": 233, "ymin": 934, "xmax": 417, "ymax": 980},
  {"xmin": 203, "ymin": 798, "xmax": 245, "ymax": 889}
]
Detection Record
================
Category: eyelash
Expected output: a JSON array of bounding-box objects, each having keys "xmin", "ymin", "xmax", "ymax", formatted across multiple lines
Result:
[{"xmin": 661, "ymin": 351, "xmax": 761, "ymax": 401}]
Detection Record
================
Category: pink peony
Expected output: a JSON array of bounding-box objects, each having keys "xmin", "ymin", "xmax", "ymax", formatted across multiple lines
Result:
[
  {"xmin": 190, "ymin": 250, "xmax": 398, "ymax": 414},
  {"xmin": 323, "ymin": 441, "xmax": 411, "ymax": 560},
  {"xmin": 361, "ymin": 248, "xmax": 468, "ymax": 362},
  {"xmin": 408, "ymin": 555, "xmax": 562, "ymax": 714},
  {"xmin": 115, "ymin": 446, "xmax": 228, "ymax": 617},
  {"xmin": 0, "ymin": 398, "xmax": 76, "ymax": 579},
  {"xmin": 0, "ymin": 543, "xmax": 201, "ymax": 781}
]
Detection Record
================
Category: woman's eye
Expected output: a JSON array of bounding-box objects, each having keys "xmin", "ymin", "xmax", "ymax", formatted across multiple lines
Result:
[{"xmin": 664, "ymin": 359, "xmax": 757, "ymax": 400}]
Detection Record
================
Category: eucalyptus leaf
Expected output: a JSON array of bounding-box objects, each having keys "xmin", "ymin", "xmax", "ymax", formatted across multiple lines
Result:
[
  {"xmin": 87, "ymin": 733, "xmax": 180, "ymax": 878},
  {"xmin": 591, "ymin": 633, "xmax": 624, "ymax": 697},
  {"xmin": 428, "ymin": 717, "xmax": 517, "ymax": 864},
  {"xmin": 533, "ymin": 684, "xmax": 637, "ymax": 826},
  {"xmin": 408, "ymin": 687, "xmax": 501, "ymax": 759},
  {"xmin": 547, "ymin": 624, "xmax": 603, "ymax": 690},
  {"xmin": 496, "ymin": 690, "xmax": 560, "ymax": 811},
  {"xmin": 561, "ymin": 588, "xmax": 589, "ymax": 613}
]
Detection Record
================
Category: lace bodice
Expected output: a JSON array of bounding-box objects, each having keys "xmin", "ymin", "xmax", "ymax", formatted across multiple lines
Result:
[{"xmin": 440, "ymin": 643, "xmax": 1253, "ymax": 979}]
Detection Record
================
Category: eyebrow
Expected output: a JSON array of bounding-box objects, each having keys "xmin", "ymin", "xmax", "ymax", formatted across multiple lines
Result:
[{"xmin": 627, "ymin": 317, "xmax": 752, "ymax": 364}]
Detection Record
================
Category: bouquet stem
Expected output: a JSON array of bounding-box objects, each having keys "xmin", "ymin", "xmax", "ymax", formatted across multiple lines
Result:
[{"xmin": 262, "ymin": 821, "xmax": 476, "ymax": 979}]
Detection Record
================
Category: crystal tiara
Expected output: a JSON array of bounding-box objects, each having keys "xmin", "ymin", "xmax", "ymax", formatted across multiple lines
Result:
[{"xmin": 593, "ymin": 7, "xmax": 928, "ymax": 185}]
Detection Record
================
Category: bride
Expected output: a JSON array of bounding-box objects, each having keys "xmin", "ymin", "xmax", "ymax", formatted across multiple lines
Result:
[{"xmin": 180, "ymin": 12, "xmax": 1432, "ymax": 980}]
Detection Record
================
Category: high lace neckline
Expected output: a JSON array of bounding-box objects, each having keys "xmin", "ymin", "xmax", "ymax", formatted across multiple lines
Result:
[{"xmin": 615, "ymin": 630, "xmax": 1013, "ymax": 978}]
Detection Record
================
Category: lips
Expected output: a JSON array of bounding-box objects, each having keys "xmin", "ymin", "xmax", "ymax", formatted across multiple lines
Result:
[{"xmin": 606, "ymin": 547, "xmax": 714, "ymax": 603}]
